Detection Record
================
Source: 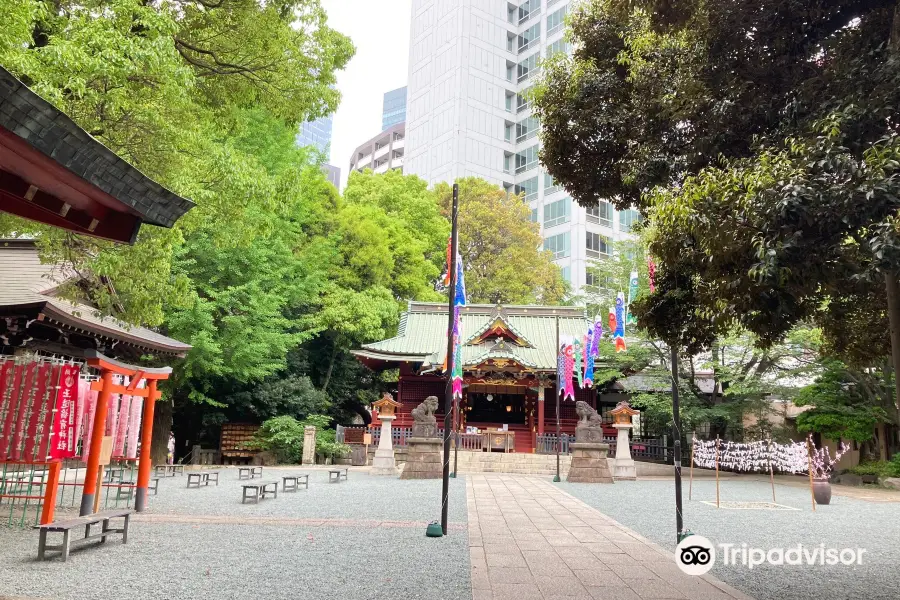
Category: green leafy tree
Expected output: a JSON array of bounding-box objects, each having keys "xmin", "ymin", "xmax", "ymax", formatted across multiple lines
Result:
[
  {"xmin": 435, "ymin": 178, "xmax": 567, "ymax": 304},
  {"xmin": 795, "ymin": 360, "xmax": 895, "ymax": 456},
  {"xmin": 0, "ymin": 0, "xmax": 354, "ymax": 325},
  {"xmin": 534, "ymin": 0, "xmax": 900, "ymax": 448}
]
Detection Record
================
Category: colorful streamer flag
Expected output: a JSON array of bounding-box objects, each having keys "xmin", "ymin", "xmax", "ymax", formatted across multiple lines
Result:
[
  {"xmin": 556, "ymin": 343, "xmax": 565, "ymax": 390},
  {"xmin": 628, "ymin": 270, "xmax": 639, "ymax": 304},
  {"xmin": 574, "ymin": 339, "xmax": 584, "ymax": 389},
  {"xmin": 608, "ymin": 308, "xmax": 617, "ymax": 335},
  {"xmin": 591, "ymin": 316, "xmax": 603, "ymax": 356},
  {"xmin": 584, "ymin": 325, "xmax": 597, "ymax": 388},
  {"xmin": 448, "ymin": 247, "xmax": 467, "ymax": 400},
  {"xmin": 648, "ymin": 258, "xmax": 657, "ymax": 293},
  {"xmin": 443, "ymin": 236, "xmax": 452, "ymax": 285},
  {"xmin": 562, "ymin": 339, "xmax": 575, "ymax": 401},
  {"xmin": 626, "ymin": 270, "xmax": 639, "ymax": 325},
  {"xmin": 614, "ymin": 292, "xmax": 627, "ymax": 352}
]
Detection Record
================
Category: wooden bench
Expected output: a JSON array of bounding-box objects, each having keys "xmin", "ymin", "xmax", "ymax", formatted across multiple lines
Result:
[
  {"xmin": 154, "ymin": 464, "xmax": 184, "ymax": 478},
  {"xmin": 186, "ymin": 471, "xmax": 220, "ymax": 488},
  {"xmin": 282, "ymin": 474, "xmax": 309, "ymax": 492},
  {"xmin": 241, "ymin": 481, "xmax": 278, "ymax": 504},
  {"xmin": 104, "ymin": 467, "xmax": 126, "ymax": 483},
  {"xmin": 113, "ymin": 478, "xmax": 160, "ymax": 500},
  {"xmin": 116, "ymin": 482, "xmax": 135, "ymax": 501},
  {"xmin": 237, "ymin": 466, "xmax": 263, "ymax": 480},
  {"xmin": 328, "ymin": 468, "xmax": 348, "ymax": 483},
  {"xmin": 35, "ymin": 509, "xmax": 133, "ymax": 562}
]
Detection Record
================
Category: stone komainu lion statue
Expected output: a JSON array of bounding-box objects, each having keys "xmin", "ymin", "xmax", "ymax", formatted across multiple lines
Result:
[
  {"xmin": 411, "ymin": 396, "xmax": 439, "ymax": 437},
  {"xmin": 575, "ymin": 400, "xmax": 603, "ymax": 428},
  {"xmin": 411, "ymin": 396, "xmax": 438, "ymax": 424}
]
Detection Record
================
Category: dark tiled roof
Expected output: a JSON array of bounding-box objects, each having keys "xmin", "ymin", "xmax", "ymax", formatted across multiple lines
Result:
[
  {"xmin": 0, "ymin": 239, "xmax": 190, "ymax": 356},
  {"xmin": 0, "ymin": 67, "xmax": 194, "ymax": 227}
]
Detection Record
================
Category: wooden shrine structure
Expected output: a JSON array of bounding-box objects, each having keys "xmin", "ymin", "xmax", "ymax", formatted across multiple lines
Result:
[
  {"xmin": 0, "ymin": 66, "xmax": 193, "ymax": 243},
  {"xmin": 353, "ymin": 302, "xmax": 621, "ymax": 453},
  {"xmin": 0, "ymin": 67, "xmax": 193, "ymax": 525}
]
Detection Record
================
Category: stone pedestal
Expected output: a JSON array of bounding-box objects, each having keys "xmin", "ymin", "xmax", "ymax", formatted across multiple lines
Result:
[
  {"xmin": 400, "ymin": 437, "xmax": 443, "ymax": 479},
  {"xmin": 302, "ymin": 426, "xmax": 316, "ymax": 465},
  {"xmin": 371, "ymin": 416, "xmax": 399, "ymax": 476},
  {"xmin": 613, "ymin": 424, "xmax": 636, "ymax": 480},
  {"xmin": 566, "ymin": 442, "xmax": 614, "ymax": 483}
]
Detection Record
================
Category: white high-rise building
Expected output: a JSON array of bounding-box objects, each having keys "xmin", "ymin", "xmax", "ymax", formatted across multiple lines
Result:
[{"xmin": 405, "ymin": 0, "xmax": 638, "ymax": 295}]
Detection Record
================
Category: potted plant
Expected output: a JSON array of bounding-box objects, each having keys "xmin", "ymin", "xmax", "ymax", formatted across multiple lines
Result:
[{"xmin": 810, "ymin": 440, "xmax": 849, "ymax": 505}]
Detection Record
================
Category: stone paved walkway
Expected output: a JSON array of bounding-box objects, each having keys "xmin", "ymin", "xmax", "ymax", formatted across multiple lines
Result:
[{"xmin": 467, "ymin": 475, "xmax": 754, "ymax": 600}]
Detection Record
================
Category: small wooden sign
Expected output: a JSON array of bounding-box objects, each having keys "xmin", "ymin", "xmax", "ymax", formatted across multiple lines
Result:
[
  {"xmin": 98, "ymin": 436, "xmax": 114, "ymax": 466},
  {"xmin": 363, "ymin": 433, "xmax": 372, "ymax": 446}
]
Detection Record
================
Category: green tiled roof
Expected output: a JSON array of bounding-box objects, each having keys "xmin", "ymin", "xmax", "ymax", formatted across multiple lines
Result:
[{"xmin": 355, "ymin": 302, "xmax": 590, "ymax": 372}]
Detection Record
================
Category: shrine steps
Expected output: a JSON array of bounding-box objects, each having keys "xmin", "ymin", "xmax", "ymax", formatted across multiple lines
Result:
[{"xmin": 451, "ymin": 451, "xmax": 573, "ymax": 476}]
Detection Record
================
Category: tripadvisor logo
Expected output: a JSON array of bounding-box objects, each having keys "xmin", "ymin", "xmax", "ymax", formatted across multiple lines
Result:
[
  {"xmin": 675, "ymin": 535, "xmax": 716, "ymax": 575},
  {"xmin": 675, "ymin": 535, "xmax": 868, "ymax": 575}
]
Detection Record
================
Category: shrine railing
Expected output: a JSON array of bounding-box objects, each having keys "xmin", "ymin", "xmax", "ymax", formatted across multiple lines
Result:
[
  {"xmin": 607, "ymin": 437, "xmax": 668, "ymax": 463},
  {"xmin": 455, "ymin": 433, "xmax": 484, "ymax": 451},
  {"xmin": 535, "ymin": 433, "xmax": 571, "ymax": 454},
  {"xmin": 345, "ymin": 426, "xmax": 478, "ymax": 449}
]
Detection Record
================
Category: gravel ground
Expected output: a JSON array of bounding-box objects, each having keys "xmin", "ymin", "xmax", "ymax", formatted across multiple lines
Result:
[
  {"xmin": 0, "ymin": 469, "xmax": 470, "ymax": 600},
  {"xmin": 558, "ymin": 477, "xmax": 899, "ymax": 600}
]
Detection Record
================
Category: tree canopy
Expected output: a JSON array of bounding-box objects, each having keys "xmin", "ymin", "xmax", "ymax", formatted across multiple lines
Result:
[
  {"xmin": 536, "ymin": 1, "xmax": 900, "ymax": 372},
  {"xmin": 0, "ymin": 0, "xmax": 354, "ymax": 325},
  {"xmin": 435, "ymin": 178, "xmax": 567, "ymax": 305}
]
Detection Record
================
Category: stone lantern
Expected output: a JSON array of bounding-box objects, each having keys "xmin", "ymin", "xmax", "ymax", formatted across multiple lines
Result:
[
  {"xmin": 609, "ymin": 400, "xmax": 639, "ymax": 480},
  {"xmin": 371, "ymin": 393, "xmax": 401, "ymax": 475}
]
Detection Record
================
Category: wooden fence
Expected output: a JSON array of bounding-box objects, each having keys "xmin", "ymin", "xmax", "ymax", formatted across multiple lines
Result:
[
  {"xmin": 342, "ymin": 426, "xmax": 482, "ymax": 450},
  {"xmin": 535, "ymin": 433, "xmax": 668, "ymax": 463}
]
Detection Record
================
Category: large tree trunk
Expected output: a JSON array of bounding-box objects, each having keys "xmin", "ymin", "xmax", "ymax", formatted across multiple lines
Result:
[
  {"xmin": 884, "ymin": 272, "xmax": 900, "ymax": 443},
  {"xmin": 321, "ymin": 342, "xmax": 339, "ymax": 393},
  {"xmin": 150, "ymin": 399, "xmax": 174, "ymax": 465}
]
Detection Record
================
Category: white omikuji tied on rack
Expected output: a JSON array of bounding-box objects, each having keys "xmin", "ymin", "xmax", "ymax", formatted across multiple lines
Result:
[{"xmin": 692, "ymin": 437, "xmax": 810, "ymax": 474}]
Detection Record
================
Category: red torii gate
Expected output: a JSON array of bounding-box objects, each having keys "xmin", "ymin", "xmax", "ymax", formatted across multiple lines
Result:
[{"xmin": 77, "ymin": 351, "xmax": 170, "ymax": 516}]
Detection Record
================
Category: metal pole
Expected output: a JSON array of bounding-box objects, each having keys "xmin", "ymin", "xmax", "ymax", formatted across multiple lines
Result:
[
  {"xmin": 554, "ymin": 316, "xmax": 561, "ymax": 482},
  {"xmin": 452, "ymin": 392, "xmax": 459, "ymax": 478},
  {"xmin": 440, "ymin": 183, "xmax": 460, "ymax": 535},
  {"xmin": 671, "ymin": 345, "xmax": 685, "ymax": 543}
]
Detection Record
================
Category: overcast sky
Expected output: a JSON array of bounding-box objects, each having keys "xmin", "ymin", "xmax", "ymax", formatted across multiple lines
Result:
[{"xmin": 322, "ymin": 0, "xmax": 412, "ymax": 189}]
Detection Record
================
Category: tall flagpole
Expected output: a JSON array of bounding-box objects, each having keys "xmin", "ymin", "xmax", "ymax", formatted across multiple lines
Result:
[
  {"xmin": 554, "ymin": 316, "xmax": 561, "ymax": 482},
  {"xmin": 671, "ymin": 345, "xmax": 685, "ymax": 543},
  {"xmin": 440, "ymin": 183, "xmax": 460, "ymax": 536}
]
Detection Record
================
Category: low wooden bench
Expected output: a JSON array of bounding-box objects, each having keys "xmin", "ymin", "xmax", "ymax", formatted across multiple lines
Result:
[
  {"xmin": 237, "ymin": 466, "xmax": 263, "ymax": 480},
  {"xmin": 154, "ymin": 464, "xmax": 184, "ymax": 477},
  {"xmin": 104, "ymin": 467, "xmax": 126, "ymax": 483},
  {"xmin": 113, "ymin": 478, "xmax": 160, "ymax": 500},
  {"xmin": 35, "ymin": 509, "xmax": 133, "ymax": 562},
  {"xmin": 116, "ymin": 482, "xmax": 135, "ymax": 501},
  {"xmin": 187, "ymin": 471, "xmax": 220, "ymax": 488},
  {"xmin": 328, "ymin": 468, "xmax": 348, "ymax": 483},
  {"xmin": 282, "ymin": 474, "xmax": 309, "ymax": 492},
  {"xmin": 241, "ymin": 480, "xmax": 278, "ymax": 504}
]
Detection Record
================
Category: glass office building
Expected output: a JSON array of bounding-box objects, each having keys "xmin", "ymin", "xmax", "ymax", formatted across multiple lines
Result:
[
  {"xmin": 381, "ymin": 87, "xmax": 407, "ymax": 131},
  {"xmin": 295, "ymin": 115, "xmax": 333, "ymax": 155}
]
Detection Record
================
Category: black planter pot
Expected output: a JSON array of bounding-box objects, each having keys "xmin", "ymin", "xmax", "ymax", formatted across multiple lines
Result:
[{"xmin": 813, "ymin": 479, "xmax": 832, "ymax": 505}]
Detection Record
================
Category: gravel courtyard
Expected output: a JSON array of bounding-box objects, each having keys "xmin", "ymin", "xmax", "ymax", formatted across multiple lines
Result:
[
  {"xmin": 0, "ymin": 468, "xmax": 470, "ymax": 600},
  {"xmin": 559, "ymin": 477, "xmax": 900, "ymax": 600}
]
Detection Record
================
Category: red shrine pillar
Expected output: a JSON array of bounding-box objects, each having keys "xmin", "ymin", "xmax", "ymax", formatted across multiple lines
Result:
[
  {"xmin": 79, "ymin": 369, "xmax": 114, "ymax": 515},
  {"xmin": 537, "ymin": 386, "xmax": 545, "ymax": 435},
  {"xmin": 135, "ymin": 379, "xmax": 159, "ymax": 512}
]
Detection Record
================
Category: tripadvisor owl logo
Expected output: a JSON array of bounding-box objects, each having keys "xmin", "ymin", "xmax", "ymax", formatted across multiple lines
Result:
[{"xmin": 675, "ymin": 535, "xmax": 716, "ymax": 575}]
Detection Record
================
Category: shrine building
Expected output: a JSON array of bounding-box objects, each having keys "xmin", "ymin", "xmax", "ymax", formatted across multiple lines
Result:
[{"xmin": 353, "ymin": 302, "xmax": 620, "ymax": 453}]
